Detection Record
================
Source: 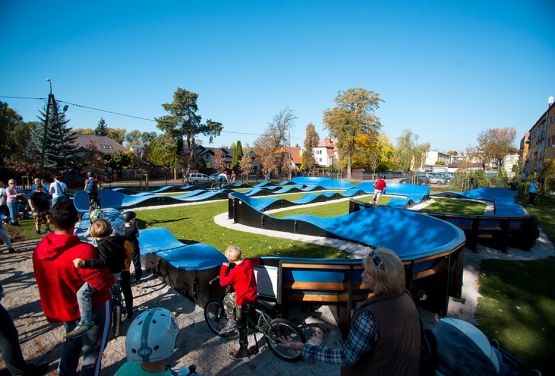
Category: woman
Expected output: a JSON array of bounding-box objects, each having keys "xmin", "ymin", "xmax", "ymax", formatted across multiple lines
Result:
[
  {"xmin": 280, "ymin": 247, "xmax": 421, "ymax": 375},
  {"xmin": 28, "ymin": 183, "xmax": 51, "ymax": 234},
  {"xmin": 5, "ymin": 179, "xmax": 22, "ymax": 226}
]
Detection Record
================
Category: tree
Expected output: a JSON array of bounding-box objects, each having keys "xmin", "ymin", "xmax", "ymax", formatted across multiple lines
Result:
[
  {"xmin": 73, "ymin": 128, "xmax": 95, "ymax": 135},
  {"xmin": 145, "ymin": 134, "xmax": 180, "ymax": 169},
  {"xmin": 156, "ymin": 88, "xmax": 223, "ymax": 175},
  {"xmin": 413, "ymin": 143, "xmax": 430, "ymax": 171},
  {"xmin": 80, "ymin": 143, "xmax": 110, "ymax": 179},
  {"xmin": 323, "ymin": 88, "xmax": 383, "ymax": 179},
  {"xmin": 232, "ymin": 140, "xmax": 244, "ymax": 172},
  {"xmin": 396, "ymin": 130, "xmax": 418, "ymax": 172},
  {"xmin": 239, "ymin": 153, "xmax": 254, "ymax": 179},
  {"xmin": 477, "ymin": 128, "xmax": 517, "ymax": 169},
  {"xmin": 212, "ymin": 149, "xmax": 226, "ymax": 172},
  {"xmin": 107, "ymin": 128, "xmax": 126, "ymax": 144},
  {"xmin": 125, "ymin": 130, "xmax": 157, "ymax": 158},
  {"xmin": 0, "ymin": 102, "xmax": 35, "ymax": 172},
  {"xmin": 253, "ymin": 109, "xmax": 296, "ymax": 178},
  {"xmin": 301, "ymin": 123, "xmax": 319, "ymax": 172},
  {"xmin": 95, "ymin": 117, "xmax": 109, "ymax": 136}
]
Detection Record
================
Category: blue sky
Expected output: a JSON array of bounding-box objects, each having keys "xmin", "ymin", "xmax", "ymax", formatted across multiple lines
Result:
[{"xmin": 2, "ymin": 0, "xmax": 554, "ymax": 152}]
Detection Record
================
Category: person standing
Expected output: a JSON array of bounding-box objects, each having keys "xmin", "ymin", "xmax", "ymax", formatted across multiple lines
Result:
[
  {"xmin": 0, "ymin": 206, "xmax": 16, "ymax": 254},
  {"xmin": 84, "ymin": 172, "xmax": 99, "ymax": 208},
  {"xmin": 371, "ymin": 178, "xmax": 387, "ymax": 204},
  {"xmin": 49, "ymin": 175, "xmax": 68, "ymax": 207},
  {"xmin": 28, "ymin": 183, "xmax": 51, "ymax": 234},
  {"xmin": 0, "ymin": 181, "xmax": 8, "ymax": 221},
  {"xmin": 280, "ymin": 248, "xmax": 421, "ymax": 375},
  {"xmin": 123, "ymin": 211, "xmax": 142, "ymax": 284},
  {"xmin": 5, "ymin": 179, "xmax": 22, "ymax": 226},
  {"xmin": 528, "ymin": 179, "xmax": 538, "ymax": 206},
  {"xmin": 33, "ymin": 200, "xmax": 115, "ymax": 375}
]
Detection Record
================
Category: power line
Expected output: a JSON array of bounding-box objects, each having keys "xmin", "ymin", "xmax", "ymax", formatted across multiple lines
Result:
[
  {"xmin": 0, "ymin": 95, "xmax": 45, "ymax": 100},
  {"xmin": 58, "ymin": 100, "xmax": 155, "ymax": 122}
]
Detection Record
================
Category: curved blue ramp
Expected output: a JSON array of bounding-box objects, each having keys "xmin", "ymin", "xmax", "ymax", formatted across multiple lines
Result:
[
  {"xmin": 139, "ymin": 227, "xmax": 185, "ymax": 255},
  {"xmin": 291, "ymin": 177, "xmax": 355, "ymax": 189},
  {"xmin": 434, "ymin": 187, "xmax": 515, "ymax": 204},
  {"xmin": 157, "ymin": 243, "xmax": 227, "ymax": 271},
  {"xmin": 73, "ymin": 191, "xmax": 91, "ymax": 212}
]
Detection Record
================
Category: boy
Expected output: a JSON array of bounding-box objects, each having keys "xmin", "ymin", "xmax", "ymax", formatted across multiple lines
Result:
[
  {"xmin": 115, "ymin": 307, "xmax": 197, "ymax": 375},
  {"xmin": 69, "ymin": 219, "xmax": 127, "ymax": 337},
  {"xmin": 123, "ymin": 211, "xmax": 142, "ymax": 284},
  {"xmin": 371, "ymin": 178, "xmax": 386, "ymax": 204},
  {"xmin": 84, "ymin": 171, "xmax": 99, "ymax": 208},
  {"xmin": 219, "ymin": 245, "xmax": 260, "ymax": 360}
]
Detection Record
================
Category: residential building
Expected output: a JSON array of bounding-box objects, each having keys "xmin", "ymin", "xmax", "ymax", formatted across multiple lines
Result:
[
  {"xmin": 194, "ymin": 145, "xmax": 233, "ymax": 167},
  {"xmin": 313, "ymin": 137, "xmax": 338, "ymax": 167},
  {"xmin": 73, "ymin": 134, "xmax": 127, "ymax": 157},
  {"xmin": 520, "ymin": 97, "xmax": 555, "ymax": 177}
]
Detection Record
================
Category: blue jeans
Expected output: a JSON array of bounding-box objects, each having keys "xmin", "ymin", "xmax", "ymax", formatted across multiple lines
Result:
[
  {"xmin": 60, "ymin": 300, "xmax": 111, "ymax": 376},
  {"xmin": 7, "ymin": 200, "xmax": 18, "ymax": 224},
  {"xmin": 0, "ymin": 303, "xmax": 27, "ymax": 375}
]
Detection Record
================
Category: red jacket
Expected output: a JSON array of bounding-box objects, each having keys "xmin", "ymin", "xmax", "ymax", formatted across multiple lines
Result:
[
  {"xmin": 220, "ymin": 258, "xmax": 260, "ymax": 305},
  {"xmin": 33, "ymin": 233, "xmax": 115, "ymax": 323},
  {"xmin": 375, "ymin": 179, "xmax": 386, "ymax": 192}
]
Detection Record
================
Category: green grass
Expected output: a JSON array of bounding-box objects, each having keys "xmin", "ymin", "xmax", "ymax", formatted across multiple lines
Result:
[
  {"xmin": 522, "ymin": 195, "xmax": 555, "ymax": 242},
  {"xmin": 4, "ymin": 218, "xmax": 47, "ymax": 242},
  {"xmin": 476, "ymin": 258, "xmax": 555, "ymax": 373},
  {"xmin": 270, "ymin": 195, "xmax": 390, "ymax": 218},
  {"xmin": 419, "ymin": 198, "xmax": 486, "ymax": 215},
  {"xmin": 136, "ymin": 200, "xmax": 349, "ymax": 259}
]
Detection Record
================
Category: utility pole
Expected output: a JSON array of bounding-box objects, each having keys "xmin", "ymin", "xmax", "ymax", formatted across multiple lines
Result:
[{"xmin": 41, "ymin": 79, "xmax": 54, "ymax": 168}]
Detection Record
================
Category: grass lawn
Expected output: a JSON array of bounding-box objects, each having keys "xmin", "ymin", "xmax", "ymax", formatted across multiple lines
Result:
[
  {"xmin": 419, "ymin": 198, "xmax": 486, "ymax": 215},
  {"xmin": 136, "ymin": 200, "xmax": 349, "ymax": 259},
  {"xmin": 476, "ymin": 195, "xmax": 555, "ymax": 374},
  {"xmin": 4, "ymin": 218, "xmax": 47, "ymax": 242}
]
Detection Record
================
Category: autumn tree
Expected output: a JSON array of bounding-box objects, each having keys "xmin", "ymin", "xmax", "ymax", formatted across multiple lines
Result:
[
  {"xmin": 477, "ymin": 127, "xmax": 517, "ymax": 169},
  {"xmin": 95, "ymin": 117, "xmax": 109, "ymax": 136},
  {"xmin": 212, "ymin": 149, "xmax": 226, "ymax": 172},
  {"xmin": 156, "ymin": 88, "xmax": 222, "ymax": 175},
  {"xmin": 353, "ymin": 132, "xmax": 396, "ymax": 179},
  {"xmin": 301, "ymin": 123, "xmax": 319, "ymax": 172},
  {"xmin": 107, "ymin": 128, "xmax": 126, "ymax": 144},
  {"xmin": 125, "ymin": 130, "xmax": 157, "ymax": 158},
  {"xmin": 323, "ymin": 88, "xmax": 383, "ymax": 179},
  {"xmin": 239, "ymin": 152, "xmax": 254, "ymax": 180},
  {"xmin": 253, "ymin": 108, "xmax": 296, "ymax": 178},
  {"xmin": 73, "ymin": 128, "xmax": 95, "ymax": 135}
]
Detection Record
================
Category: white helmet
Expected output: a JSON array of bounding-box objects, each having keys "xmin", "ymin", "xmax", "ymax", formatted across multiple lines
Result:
[
  {"xmin": 126, "ymin": 308, "xmax": 179, "ymax": 362},
  {"xmin": 89, "ymin": 208, "xmax": 103, "ymax": 223}
]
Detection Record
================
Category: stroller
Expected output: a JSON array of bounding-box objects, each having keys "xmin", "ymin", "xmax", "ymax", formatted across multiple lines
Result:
[{"xmin": 426, "ymin": 317, "xmax": 541, "ymax": 376}]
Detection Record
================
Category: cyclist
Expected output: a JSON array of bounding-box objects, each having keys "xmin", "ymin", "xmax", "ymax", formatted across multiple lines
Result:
[
  {"xmin": 216, "ymin": 173, "xmax": 228, "ymax": 189},
  {"xmin": 219, "ymin": 245, "xmax": 261, "ymax": 360},
  {"xmin": 84, "ymin": 171, "xmax": 99, "ymax": 209},
  {"xmin": 115, "ymin": 307, "xmax": 198, "ymax": 375},
  {"xmin": 69, "ymin": 219, "xmax": 126, "ymax": 338}
]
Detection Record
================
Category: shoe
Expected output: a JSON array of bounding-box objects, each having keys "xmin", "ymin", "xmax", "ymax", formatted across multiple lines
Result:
[
  {"xmin": 66, "ymin": 320, "xmax": 95, "ymax": 338},
  {"xmin": 219, "ymin": 321, "xmax": 236, "ymax": 334},
  {"xmin": 8, "ymin": 248, "xmax": 17, "ymax": 254},
  {"xmin": 228, "ymin": 347, "xmax": 250, "ymax": 360},
  {"xmin": 24, "ymin": 362, "xmax": 50, "ymax": 375},
  {"xmin": 35, "ymin": 230, "xmax": 42, "ymax": 234}
]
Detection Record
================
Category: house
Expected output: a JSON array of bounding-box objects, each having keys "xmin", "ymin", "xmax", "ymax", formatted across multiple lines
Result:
[
  {"xmin": 520, "ymin": 97, "xmax": 555, "ymax": 176},
  {"xmin": 276, "ymin": 146, "xmax": 302, "ymax": 170},
  {"xmin": 313, "ymin": 137, "xmax": 339, "ymax": 167},
  {"xmin": 73, "ymin": 134, "xmax": 127, "ymax": 157},
  {"xmin": 194, "ymin": 145, "xmax": 233, "ymax": 167}
]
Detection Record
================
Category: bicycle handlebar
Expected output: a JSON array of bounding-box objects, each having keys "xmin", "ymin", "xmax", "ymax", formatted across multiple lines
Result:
[{"xmin": 208, "ymin": 276, "xmax": 220, "ymax": 285}]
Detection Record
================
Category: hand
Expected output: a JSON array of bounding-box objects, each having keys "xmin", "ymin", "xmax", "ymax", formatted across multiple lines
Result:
[
  {"xmin": 277, "ymin": 336, "xmax": 304, "ymax": 351},
  {"xmin": 73, "ymin": 258, "xmax": 85, "ymax": 268},
  {"xmin": 222, "ymin": 262, "xmax": 229, "ymax": 267}
]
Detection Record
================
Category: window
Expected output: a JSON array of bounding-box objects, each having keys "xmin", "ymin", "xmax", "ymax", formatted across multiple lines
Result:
[{"xmin": 99, "ymin": 144, "xmax": 113, "ymax": 149}]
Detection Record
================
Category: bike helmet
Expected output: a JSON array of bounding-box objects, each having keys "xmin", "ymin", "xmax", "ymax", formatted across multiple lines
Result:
[
  {"xmin": 111, "ymin": 218, "xmax": 126, "ymax": 236},
  {"xmin": 89, "ymin": 208, "xmax": 103, "ymax": 223},
  {"xmin": 122, "ymin": 211, "xmax": 136, "ymax": 222},
  {"xmin": 126, "ymin": 308, "xmax": 179, "ymax": 362},
  {"xmin": 87, "ymin": 171, "xmax": 94, "ymax": 177}
]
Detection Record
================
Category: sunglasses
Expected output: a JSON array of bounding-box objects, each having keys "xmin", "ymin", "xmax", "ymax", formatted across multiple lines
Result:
[{"xmin": 368, "ymin": 248, "xmax": 385, "ymax": 270}]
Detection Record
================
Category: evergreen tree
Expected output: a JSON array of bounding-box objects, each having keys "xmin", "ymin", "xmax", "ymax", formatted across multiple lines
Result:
[
  {"xmin": 95, "ymin": 117, "xmax": 109, "ymax": 136},
  {"xmin": 232, "ymin": 140, "xmax": 243, "ymax": 171},
  {"xmin": 33, "ymin": 102, "xmax": 78, "ymax": 173},
  {"xmin": 301, "ymin": 123, "xmax": 319, "ymax": 172}
]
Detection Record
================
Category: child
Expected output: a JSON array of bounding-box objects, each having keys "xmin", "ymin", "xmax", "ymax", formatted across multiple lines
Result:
[
  {"xmin": 115, "ymin": 307, "xmax": 198, "ymax": 375},
  {"xmin": 28, "ymin": 183, "xmax": 51, "ymax": 234},
  {"xmin": 112, "ymin": 218, "xmax": 135, "ymax": 320},
  {"xmin": 69, "ymin": 219, "xmax": 127, "ymax": 338},
  {"xmin": 123, "ymin": 211, "xmax": 142, "ymax": 284},
  {"xmin": 219, "ymin": 245, "xmax": 260, "ymax": 360}
]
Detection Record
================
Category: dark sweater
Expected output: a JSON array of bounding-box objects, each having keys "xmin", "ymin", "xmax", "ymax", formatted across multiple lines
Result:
[{"xmin": 83, "ymin": 235, "xmax": 127, "ymax": 273}]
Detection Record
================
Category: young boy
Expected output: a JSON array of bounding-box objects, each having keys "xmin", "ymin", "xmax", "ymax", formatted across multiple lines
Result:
[
  {"xmin": 69, "ymin": 219, "xmax": 127, "ymax": 338},
  {"xmin": 219, "ymin": 245, "xmax": 260, "ymax": 360},
  {"xmin": 115, "ymin": 307, "xmax": 197, "ymax": 376},
  {"xmin": 123, "ymin": 211, "xmax": 142, "ymax": 284}
]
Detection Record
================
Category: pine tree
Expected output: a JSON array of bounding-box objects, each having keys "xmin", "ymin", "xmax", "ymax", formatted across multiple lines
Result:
[
  {"xmin": 33, "ymin": 103, "xmax": 78, "ymax": 173},
  {"xmin": 232, "ymin": 140, "xmax": 243, "ymax": 171},
  {"xmin": 95, "ymin": 117, "xmax": 109, "ymax": 136}
]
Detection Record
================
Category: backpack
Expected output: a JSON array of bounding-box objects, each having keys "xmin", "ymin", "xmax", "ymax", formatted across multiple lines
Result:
[{"xmin": 85, "ymin": 178, "xmax": 97, "ymax": 193}]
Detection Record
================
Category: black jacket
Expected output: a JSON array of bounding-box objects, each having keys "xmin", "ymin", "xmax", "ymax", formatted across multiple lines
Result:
[{"xmin": 83, "ymin": 235, "xmax": 126, "ymax": 273}]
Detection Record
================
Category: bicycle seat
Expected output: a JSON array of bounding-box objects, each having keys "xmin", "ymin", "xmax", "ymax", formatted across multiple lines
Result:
[{"xmin": 255, "ymin": 298, "xmax": 277, "ymax": 312}]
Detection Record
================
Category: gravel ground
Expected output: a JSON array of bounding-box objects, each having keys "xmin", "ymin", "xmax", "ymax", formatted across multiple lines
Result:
[{"xmin": 1, "ymin": 229, "xmax": 553, "ymax": 375}]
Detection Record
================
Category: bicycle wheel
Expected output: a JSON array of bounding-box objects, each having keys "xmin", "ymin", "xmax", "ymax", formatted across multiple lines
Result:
[
  {"xmin": 112, "ymin": 304, "xmax": 122, "ymax": 338},
  {"xmin": 204, "ymin": 299, "xmax": 232, "ymax": 337},
  {"xmin": 266, "ymin": 318, "xmax": 306, "ymax": 362}
]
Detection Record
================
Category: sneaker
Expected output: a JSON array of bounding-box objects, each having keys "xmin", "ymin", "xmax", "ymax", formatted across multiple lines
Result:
[
  {"xmin": 8, "ymin": 248, "xmax": 17, "ymax": 254},
  {"xmin": 66, "ymin": 320, "xmax": 95, "ymax": 338},
  {"xmin": 228, "ymin": 347, "xmax": 250, "ymax": 360},
  {"xmin": 219, "ymin": 321, "xmax": 236, "ymax": 334},
  {"xmin": 24, "ymin": 362, "xmax": 50, "ymax": 375}
]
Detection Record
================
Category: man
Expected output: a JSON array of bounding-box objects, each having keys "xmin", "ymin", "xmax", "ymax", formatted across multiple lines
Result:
[
  {"xmin": 216, "ymin": 172, "xmax": 228, "ymax": 189},
  {"xmin": 371, "ymin": 178, "xmax": 386, "ymax": 204},
  {"xmin": 33, "ymin": 199, "xmax": 115, "ymax": 375},
  {"xmin": 49, "ymin": 175, "xmax": 68, "ymax": 207},
  {"xmin": 84, "ymin": 172, "xmax": 99, "ymax": 208}
]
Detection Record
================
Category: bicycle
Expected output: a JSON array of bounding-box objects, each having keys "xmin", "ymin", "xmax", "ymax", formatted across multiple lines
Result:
[
  {"xmin": 110, "ymin": 277, "xmax": 126, "ymax": 338},
  {"xmin": 203, "ymin": 276, "xmax": 306, "ymax": 362}
]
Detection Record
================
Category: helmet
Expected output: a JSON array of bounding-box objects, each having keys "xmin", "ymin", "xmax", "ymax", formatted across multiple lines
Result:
[
  {"xmin": 126, "ymin": 308, "xmax": 179, "ymax": 362},
  {"xmin": 111, "ymin": 218, "xmax": 126, "ymax": 236},
  {"xmin": 122, "ymin": 211, "xmax": 136, "ymax": 222},
  {"xmin": 87, "ymin": 171, "xmax": 94, "ymax": 177},
  {"xmin": 89, "ymin": 208, "xmax": 103, "ymax": 223}
]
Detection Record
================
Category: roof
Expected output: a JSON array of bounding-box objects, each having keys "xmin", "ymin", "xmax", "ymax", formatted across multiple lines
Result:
[
  {"xmin": 318, "ymin": 137, "xmax": 337, "ymax": 148},
  {"xmin": 73, "ymin": 134, "xmax": 127, "ymax": 154},
  {"xmin": 275, "ymin": 146, "xmax": 302, "ymax": 165}
]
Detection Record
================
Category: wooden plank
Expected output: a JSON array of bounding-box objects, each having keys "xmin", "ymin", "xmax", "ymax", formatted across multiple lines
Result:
[{"xmin": 281, "ymin": 263, "xmax": 363, "ymax": 270}]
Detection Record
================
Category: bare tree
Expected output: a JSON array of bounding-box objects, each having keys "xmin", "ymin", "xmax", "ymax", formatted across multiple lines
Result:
[
  {"xmin": 239, "ymin": 153, "xmax": 254, "ymax": 180},
  {"xmin": 212, "ymin": 149, "xmax": 226, "ymax": 172}
]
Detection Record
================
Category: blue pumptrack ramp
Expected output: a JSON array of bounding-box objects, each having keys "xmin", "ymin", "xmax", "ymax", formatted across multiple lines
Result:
[
  {"xmin": 157, "ymin": 243, "xmax": 227, "ymax": 271},
  {"xmin": 73, "ymin": 191, "xmax": 91, "ymax": 212},
  {"xmin": 139, "ymin": 227, "xmax": 185, "ymax": 255}
]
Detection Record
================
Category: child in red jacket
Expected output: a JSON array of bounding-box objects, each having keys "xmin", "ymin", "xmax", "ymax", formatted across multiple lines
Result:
[{"xmin": 219, "ymin": 245, "xmax": 260, "ymax": 360}]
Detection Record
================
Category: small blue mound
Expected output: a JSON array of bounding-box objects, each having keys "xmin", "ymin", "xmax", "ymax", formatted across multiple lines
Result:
[
  {"xmin": 73, "ymin": 191, "xmax": 91, "ymax": 212},
  {"xmin": 157, "ymin": 243, "xmax": 227, "ymax": 271},
  {"xmin": 433, "ymin": 188, "xmax": 515, "ymax": 204},
  {"xmin": 291, "ymin": 177, "xmax": 355, "ymax": 189},
  {"xmin": 139, "ymin": 227, "xmax": 184, "ymax": 255}
]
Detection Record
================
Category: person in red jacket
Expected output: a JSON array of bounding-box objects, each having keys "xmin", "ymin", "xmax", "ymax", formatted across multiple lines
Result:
[
  {"xmin": 219, "ymin": 245, "xmax": 260, "ymax": 360},
  {"xmin": 33, "ymin": 199, "xmax": 115, "ymax": 376},
  {"xmin": 371, "ymin": 178, "xmax": 387, "ymax": 204}
]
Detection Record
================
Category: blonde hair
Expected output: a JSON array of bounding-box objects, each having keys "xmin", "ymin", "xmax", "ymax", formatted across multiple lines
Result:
[
  {"xmin": 225, "ymin": 245, "xmax": 242, "ymax": 262},
  {"xmin": 8, "ymin": 179, "xmax": 16, "ymax": 185},
  {"xmin": 89, "ymin": 219, "xmax": 112, "ymax": 238},
  {"xmin": 363, "ymin": 247, "xmax": 405, "ymax": 295}
]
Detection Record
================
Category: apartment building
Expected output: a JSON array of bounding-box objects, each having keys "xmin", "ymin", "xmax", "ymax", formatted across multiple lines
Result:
[{"xmin": 520, "ymin": 97, "xmax": 555, "ymax": 177}]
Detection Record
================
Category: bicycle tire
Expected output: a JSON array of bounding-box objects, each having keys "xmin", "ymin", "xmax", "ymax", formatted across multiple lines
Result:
[
  {"xmin": 204, "ymin": 299, "xmax": 234, "ymax": 337},
  {"xmin": 112, "ymin": 304, "xmax": 122, "ymax": 338},
  {"xmin": 266, "ymin": 318, "xmax": 305, "ymax": 362}
]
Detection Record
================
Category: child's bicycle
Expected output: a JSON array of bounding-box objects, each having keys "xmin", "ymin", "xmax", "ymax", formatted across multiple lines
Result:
[{"xmin": 203, "ymin": 276, "xmax": 306, "ymax": 362}]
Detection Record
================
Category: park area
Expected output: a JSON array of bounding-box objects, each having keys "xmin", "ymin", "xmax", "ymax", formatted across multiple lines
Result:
[{"xmin": 1, "ymin": 177, "xmax": 554, "ymax": 375}]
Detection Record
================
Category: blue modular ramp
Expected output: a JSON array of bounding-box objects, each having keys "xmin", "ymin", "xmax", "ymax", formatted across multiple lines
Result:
[
  {"xmin": 157, "ymin": 243, "xmax": 227, "ymax": 271},
  {"xmin": 139, "ymin": 227, "xmax": 185, "ymax": 255},
  {"xmin": 73, "ymin": 191, "xmax": 91, "ymax": 212}
]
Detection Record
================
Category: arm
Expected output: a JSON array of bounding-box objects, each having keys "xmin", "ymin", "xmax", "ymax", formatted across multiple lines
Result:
[
  {"xmin": 80, "ymin": 244, "xmax": 109, "ymax": 269},
  {"xmin": 300, "ymin": 311, "xmax": 378, "ymax": 366},
  {"xmin": 219, "ymin": 264, "xmax": 235, "ymax": 286},
  {"xmin": 75, "ymin": 245, "xmax": 115, "ymax": 291}
]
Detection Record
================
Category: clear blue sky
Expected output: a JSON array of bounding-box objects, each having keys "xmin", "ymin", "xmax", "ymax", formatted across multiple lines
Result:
[{"xmin": 2, "ymin": 0, "xmax": 554, "ymax": 152}]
